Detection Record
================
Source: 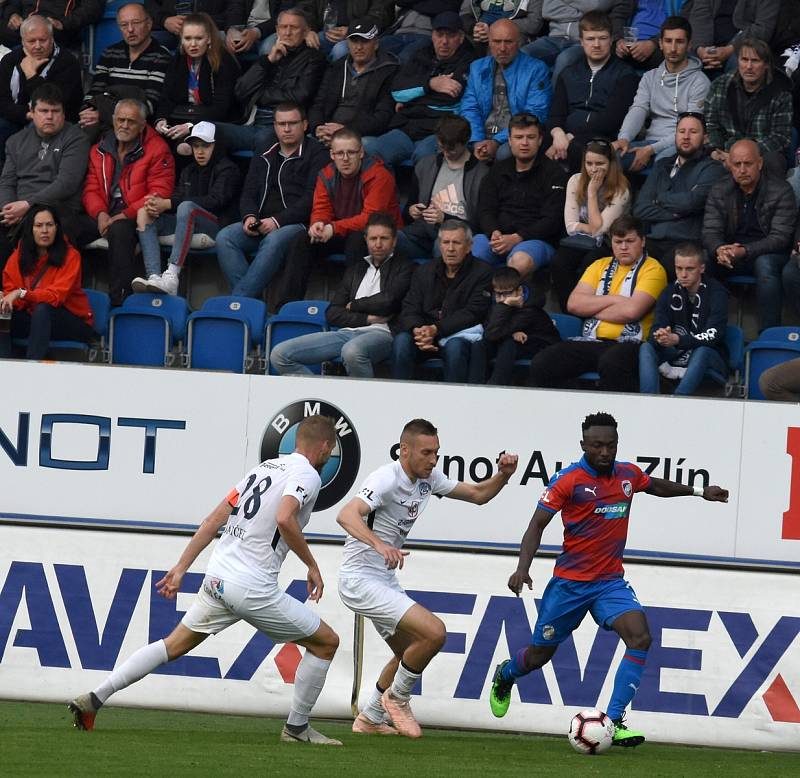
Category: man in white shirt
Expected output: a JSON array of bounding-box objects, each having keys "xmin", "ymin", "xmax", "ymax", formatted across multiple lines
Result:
[
  {"xmin": 69, "ymin": 415, "xmax": 343, "ymax": 746},
  {"xmin": 337, "ymin": 418, "xmax": 518, "ymax": 737}
]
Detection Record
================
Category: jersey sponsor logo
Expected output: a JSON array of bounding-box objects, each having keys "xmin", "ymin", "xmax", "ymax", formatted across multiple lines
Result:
[
  {"xmin": 594, "ymin": 503, "xmax": 628, "ymax": 517},
  {"xmin": 622, "ymin": 480, "xmax": 633, "ymax": 498},
  {"xmin": 260, "ymin": 400, "xmax": 361, "ymax": 512}
]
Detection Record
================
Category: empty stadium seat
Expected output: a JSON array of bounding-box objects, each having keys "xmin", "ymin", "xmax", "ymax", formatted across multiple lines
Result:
[
  {"xmin": 707, "ymin": 325, "xmax": 745, "ymax": 397},
  {"xmin": 186, "ymin": 297, "xmax": 267, "ymax": 373},
  {"xmin": 745, "ymin": 328, "xmax": 800, "ymax": 399},
  {"xmin": 265, "ymin": 300, "xmax": 329, "ymax": 374}
]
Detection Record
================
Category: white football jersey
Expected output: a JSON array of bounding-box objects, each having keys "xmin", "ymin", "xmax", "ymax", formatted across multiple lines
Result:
[
  {"xmin": 207, "ymin": 452, "xmax": 321, "ymax": 589},
  {"xmin": 339, "ymin": 460, "xmax": 457, "ymax": 580}
]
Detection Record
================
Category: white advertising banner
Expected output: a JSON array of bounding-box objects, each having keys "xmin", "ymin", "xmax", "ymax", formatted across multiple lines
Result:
[
  {"xmin": 1, "ymin": 527, "xmax": 798, "ymax": 751},
  {"xmin": 0, "ymin": 360, "xmax": 799, "ymax": 566}
]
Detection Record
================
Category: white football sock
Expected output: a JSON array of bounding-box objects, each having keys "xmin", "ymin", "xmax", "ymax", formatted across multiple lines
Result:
[
  {"xmin": 361, "ymin": 684, "xmax": 386, "ymax": 724},
  {"xmin": 167, "ymin": 263, "xmax": 181, "ymax": 276},
  {"xmin": 93, "ymin": 639, "xmax": 168, "ymax": 704},
  {"xmin": 286, "ymin": 652, "xmax": 332, "ymax": 728},
  {"xmin": 390, "ymin": 662, "xmax": 422, "ymax": 702}
]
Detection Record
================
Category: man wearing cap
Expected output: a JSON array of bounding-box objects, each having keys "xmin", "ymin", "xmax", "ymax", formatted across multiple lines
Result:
[
  {"xmin": 308, "ymin": 20, "xmax": 399, "ymax": 154},
  {"xmin": 460, "ymin": 18, "xmax": 550, "ymax": 163},
  {"xmin": 215, "ymin": 102, "xmax": 330, "ymax": 299},
  {"xmin": 220, "ymin": 9, "xmax": 326, "ymax": 153},
  {"xmin": 365, "ymin": 11, "xmax": 475, "ymax": 166},
  {"xmin": 379, "ymin": 0, "xmax": 462, "ymax": 65},
  {"xmin": 132, "ymin": 121, "xmax": 241, "ymax": 295}
]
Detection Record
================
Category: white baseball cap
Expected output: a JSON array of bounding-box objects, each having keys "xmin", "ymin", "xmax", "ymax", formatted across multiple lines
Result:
[{"xmin": 185, "ymin": 121, "xmax": 216, "ymax": 143}]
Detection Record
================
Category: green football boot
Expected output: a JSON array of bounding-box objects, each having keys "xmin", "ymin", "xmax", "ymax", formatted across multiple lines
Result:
[
  {"xmin": 489, "ymin": 660, "xmax": 514, "ymax": 718},
  {"xmin": 612, "ymin": 716, "xmax": 645, "ymax": 747}
]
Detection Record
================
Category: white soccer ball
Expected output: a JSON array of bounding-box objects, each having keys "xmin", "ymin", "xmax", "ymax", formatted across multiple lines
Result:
[{"xmin": 567, "ymin": 708, "xmax": 615, "ymax": 755}]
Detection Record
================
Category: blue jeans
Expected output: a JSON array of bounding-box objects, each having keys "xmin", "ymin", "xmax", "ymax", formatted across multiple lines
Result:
[
  {"xmin": 138, "ymin": 201, "xmax": 219, "ymax": 276},
  {"xmin": 363, "ymin": 129, "xmax": 415, "ymax": 168},
  {"xmin": 216, "ymin": 122, "xmax": 276, "ymax": 153},
  {"xmin": 782, "ymin": 257, "xmax": 800, "ymax": 320},
  {"xmin": 523, "ymin": 36, "xmax": 577, "ymax": 84},
  {"xmin": 471, "ymin": 235, "xmax": 555, "ymax": 269},
  {"xmin": 620, "ymin": 139, "xmax": 676, "ymax": 173},
  {"xmin": 271, "ymin": 328, "xmax": 393, "ymax": 378},
  {"xmin": 639, "ymin": 342, "xmax": 728, "ymax": 395},
  {"xmin": 216, "ymin": 222, "xmax": 306, "ymax": 298},
  {"xmin": 379, "ymin": 32, "xmax": 431, "ymax": 64},
  {"xmin": 717, "ymin": 252, "xmax": 788, "ymax": 332},
  {"xmin": 390, "ymin": 330, "xmax": 471, "ymax": 382}
]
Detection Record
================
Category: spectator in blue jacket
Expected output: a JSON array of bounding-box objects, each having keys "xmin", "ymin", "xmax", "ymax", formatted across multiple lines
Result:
[
  {"xmin": 460, "ymin": 18, "xmax": 550, "ymax": 164},
  {"xmin": 639, "ymin": 242, "xmax": 729, "ymax": 395}
]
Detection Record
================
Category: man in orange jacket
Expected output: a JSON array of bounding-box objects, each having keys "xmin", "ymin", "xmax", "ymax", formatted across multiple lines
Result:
[
  {"xmin": 79, "ymin": 98, "xmax": 174, "ymax": 305},
  {"xmin": 276, "ymin": 126, "xmax": 401, "ymax": 307}
]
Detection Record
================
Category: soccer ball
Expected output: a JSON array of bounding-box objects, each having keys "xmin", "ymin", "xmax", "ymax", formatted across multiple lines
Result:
[{"xmin": 567, "ymin": 709, "xmax": 615, "ymax": 755}]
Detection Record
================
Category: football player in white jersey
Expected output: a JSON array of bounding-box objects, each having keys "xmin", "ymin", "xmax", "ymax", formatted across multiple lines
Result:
[
  {"xmin": 337, "ymin": 418, "xmax": 518, "ymax": 738},
  {"xmin": 69, "ymin": 415, "xmax": 343, "ymax": 746}
]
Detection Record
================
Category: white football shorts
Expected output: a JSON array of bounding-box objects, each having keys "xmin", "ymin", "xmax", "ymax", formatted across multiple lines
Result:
[
  {"xmin": 338, "ymin": 574, "xmax": 416, "ymax": 640},
  {"xmin": 182, "ymin": 575, "xmax": 320, "ymax": 643}
]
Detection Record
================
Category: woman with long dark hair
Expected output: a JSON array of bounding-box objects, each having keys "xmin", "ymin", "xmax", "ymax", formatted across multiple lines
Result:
[
  {"xmin": 154, "ymin": 13, "xmax": 239, "ymax": 144},
  {"xmin": 0, "ymin": 205, "xmax": 95, "ymax": 359}
]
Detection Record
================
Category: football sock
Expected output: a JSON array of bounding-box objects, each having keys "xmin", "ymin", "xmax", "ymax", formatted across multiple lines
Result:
[
  {"xmin": 362, "ymin": 684, "xmax": 387, "ymax": 724},
  {"xmin": 606, "ymin": 648, "xmax": 647, "ymax": 721},
  {"xmin": 390, "ymin": 661, "xmax": 422, "ymax": 701},
  {"xmin": 501, "ymin": 647, "xmax": 531, "ymax": 682},
  {"xmin": 286, "ymin": 652, "xmax": 332, "ymax": 728},
  {"xmin": 93, "ymin": 639, "xmax": 168, "ymax": 704},
  {"xmin": 168, "ymin": 263, "xmax": 181, "ymax": 276}
]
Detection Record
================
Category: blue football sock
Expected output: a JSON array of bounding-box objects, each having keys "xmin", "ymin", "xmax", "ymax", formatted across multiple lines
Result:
[
  {"xmin": 606, "ymin": 648, "xmax": 647, "ymax": 721},
  {"xmin": 500, "ymin": 647, "xmax": 530, "ymax": 682}
]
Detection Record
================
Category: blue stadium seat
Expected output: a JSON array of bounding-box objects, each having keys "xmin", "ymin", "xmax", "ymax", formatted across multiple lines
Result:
[
  {"xmin": 186, "ymin": 297, "xmax": 267, "ymax": 373},
  {"xmin": 745, "ymin": 327, "xmax": 800, "ymax": 399},
  {"xmin": 109, "ymin": 294, "xmax": 190, "ymax": 366},
  {"xmin": 265, "ymin": 300, "xmax": 329, "ymax": 374},
  {"xmin": 550, "ymin": 313, "xmax": 582, "ymax": 339},
  {"xmin": 707, "ymin": 324, "xmax": 745, "ymax": 397}
]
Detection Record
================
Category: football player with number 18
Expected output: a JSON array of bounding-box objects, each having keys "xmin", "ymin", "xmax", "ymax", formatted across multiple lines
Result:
[{"xmin": 489, "ymin": 412, "xmax": 728, "ymax": 746}]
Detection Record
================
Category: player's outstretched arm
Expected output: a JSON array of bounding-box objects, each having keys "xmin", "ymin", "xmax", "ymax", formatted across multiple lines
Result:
[
  {"xmin": 337, "ymin": 497, "xmax": 409, "ymax": 569},
  {"xmin": 156, "ymin": 498, "xmax": 233, "ymax": 599},
  {"xmin": 645, "ymin": 477, "xmax": 729, "ymax": 502},
  {"xmin": 508, "ymin": 507, "xmax": 554, "ymax": 596},
  {"xmin": 447, "ymin": 452, "xmax": 519, "ymax": 505},
  {"xmin": 276, "ymin": 495, "xmax": 326, "ymax": 601}
]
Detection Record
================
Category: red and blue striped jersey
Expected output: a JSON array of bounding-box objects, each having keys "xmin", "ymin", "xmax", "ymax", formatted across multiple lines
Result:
[{"xmin": 537, "ymin": 456, "xmax": 650, "ymax": 581}]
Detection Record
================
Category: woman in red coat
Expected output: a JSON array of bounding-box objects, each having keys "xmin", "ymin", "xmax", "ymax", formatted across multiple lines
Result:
[{"xmin": 0, "ymin": 204, "xmax": 95, "ymax": 359}]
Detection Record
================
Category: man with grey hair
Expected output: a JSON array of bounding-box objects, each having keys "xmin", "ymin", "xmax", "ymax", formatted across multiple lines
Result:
[
  {"xmin": 80, "ymin": 98, "xmax": 175, "ymax": 305},
  {"xmin": 0, "ymin": 15, "xmax": 82, "ymax": 163},
  {"xmin": 219, "ymin": 8, "xmax": 326, "ymax": 152},
  {"xmin": 391, "ymin": 218, "xmax": 493, "ymax": 382}
]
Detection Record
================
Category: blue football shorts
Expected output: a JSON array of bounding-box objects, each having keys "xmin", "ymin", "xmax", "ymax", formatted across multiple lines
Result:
[{"xmin": 531, "ymin": 576, "xmax": 643, "ymax": 646}]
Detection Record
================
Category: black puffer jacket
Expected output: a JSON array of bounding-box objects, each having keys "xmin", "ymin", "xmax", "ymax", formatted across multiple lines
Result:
[
  {"xmin": 171, "ymin": 143, "xmax": 241, "ymax": 225},
  {"xmin": 393, "ymin": 253, "xmax": 493, "ymax": 337},
  {"xmin": 484, "ymin": 288, "xmax": 560, "ymax": 345},
  {"xmin": 703, "ymin": 173, "xmax": 796, "ymax": 260},
  {"xmin": 235, "ymin": 43, "xmax": 327, "ymax": 113},
  {"xmin": 308, "ymin": 50, "xmax": 399, "ymax": 137},
  {"xmin": 298, "ymin": 0, "xmax": 396, "ymax": 32},
  {"xmin": 326, "ymin": 253, "xmax": 414, "ymax": 328},
  {"xmin": 145, "ymin": 0, "xmax": 241, "ymax": 31}
]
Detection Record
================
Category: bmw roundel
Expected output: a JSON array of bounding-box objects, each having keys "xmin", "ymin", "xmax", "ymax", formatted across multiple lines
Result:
[{"xmin": 260, "ymin": 400, "xmax": 361, "ymax": 511}]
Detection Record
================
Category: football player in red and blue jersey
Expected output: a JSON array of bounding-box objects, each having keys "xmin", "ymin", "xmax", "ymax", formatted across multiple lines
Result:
[{"xmin": 489, "ymin": 412, "xmax": 728, "ymax": 746}]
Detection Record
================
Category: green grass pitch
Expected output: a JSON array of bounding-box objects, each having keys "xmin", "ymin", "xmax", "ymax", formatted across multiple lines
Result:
[{"xmin": 3, "ymin": 701, "xmax": 798, "ymax": 777}]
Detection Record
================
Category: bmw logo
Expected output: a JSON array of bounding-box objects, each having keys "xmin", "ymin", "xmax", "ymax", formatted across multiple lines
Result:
[{"xmin": 260, "ymin": 400, "xmax": 361, "ymax": 511}]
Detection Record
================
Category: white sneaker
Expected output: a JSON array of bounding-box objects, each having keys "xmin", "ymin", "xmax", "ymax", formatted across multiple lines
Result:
[
  {"xmin": 131, "ymin": 275, "xmax": 158, "ymax": 293},
  {"xmin": 280, "ymin": 725, "xmax": 342, "ymax": 745},
  {"xmin": 145, "ymin": 270, "xmax": 179, "ymax": 295}
]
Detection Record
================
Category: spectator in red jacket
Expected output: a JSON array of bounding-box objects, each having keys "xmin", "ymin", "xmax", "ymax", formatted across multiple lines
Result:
[
  {"xmin": 0, "ymin": 204, "xmax": 95, "ymax": 360},
  {"xmin": 79, "ymin": 98, "xmax": 175, "ymax": 305},
  {"xmin": 277, "ymin": 126, "xmax": 401, "ymax": 306}
]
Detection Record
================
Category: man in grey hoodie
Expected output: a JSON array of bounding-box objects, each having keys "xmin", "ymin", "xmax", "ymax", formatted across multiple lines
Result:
[
  {"xmin": 612, "ymin": 16, "xmax": 709, "ymax": 172},
  {"xmin": 0, "ymin": 82, "xmax": 89, "ymax": 264}
]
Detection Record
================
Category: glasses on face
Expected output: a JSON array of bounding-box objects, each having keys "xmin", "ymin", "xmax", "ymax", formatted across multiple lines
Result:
[
  {"xmin": 119, "ymin": 19, "xmax": 148, "ymax": 29},
  {"xmin": 332, "ymin": 149, "xmax": 361, "ymax": 159}
]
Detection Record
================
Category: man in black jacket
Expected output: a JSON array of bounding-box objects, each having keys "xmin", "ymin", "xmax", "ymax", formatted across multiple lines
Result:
[
  {"xmin": 0, "ymin": 16, "xmax": 82, "ymax": 165},
  {"xmin": 546, "ymin": 11, "xmax": 639, "ymax": 173},
  {"xmin": 1, "ymin": 0, "xmax": 102, "ymax": 49},
  {"xmin": 368, "ymin": 11, "xmax": 475, "ymax": 165},
  {"xmin": 391, "ymin": 219, "xmax": 492, "ymax": 382},
  {"xmin": 308, "ymin": 20, "xmax": 399, "ymax": 150},
  {"xmin": 216, "ymin": 103, "xmax": 330, "ymax": 298},
  {"xmin": 144, "ymin": 0, "xmax": 240, "ymax": 46},
  {"xmin": 474, "ymin": 112, "xmax": 567, "ymax": 279},
  {"xmin": 270, "ymin": 212, "xmax": 412, "ymax": 376},
  {"xmin": 397, "ymin": 114, "xmax": 487, "ymax": 260},
  {"xmin": 702, "ymin": 139, "xmax": 796, "ymax": 332},
  {"xmin": 218, "ymin": 9, "xmax": 326, "ymax": 152}
]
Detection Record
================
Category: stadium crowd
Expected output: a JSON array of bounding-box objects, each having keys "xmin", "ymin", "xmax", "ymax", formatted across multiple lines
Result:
[{"xmin": 2, "ymin": 0, "xmax": 800, "ymax": 397}]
